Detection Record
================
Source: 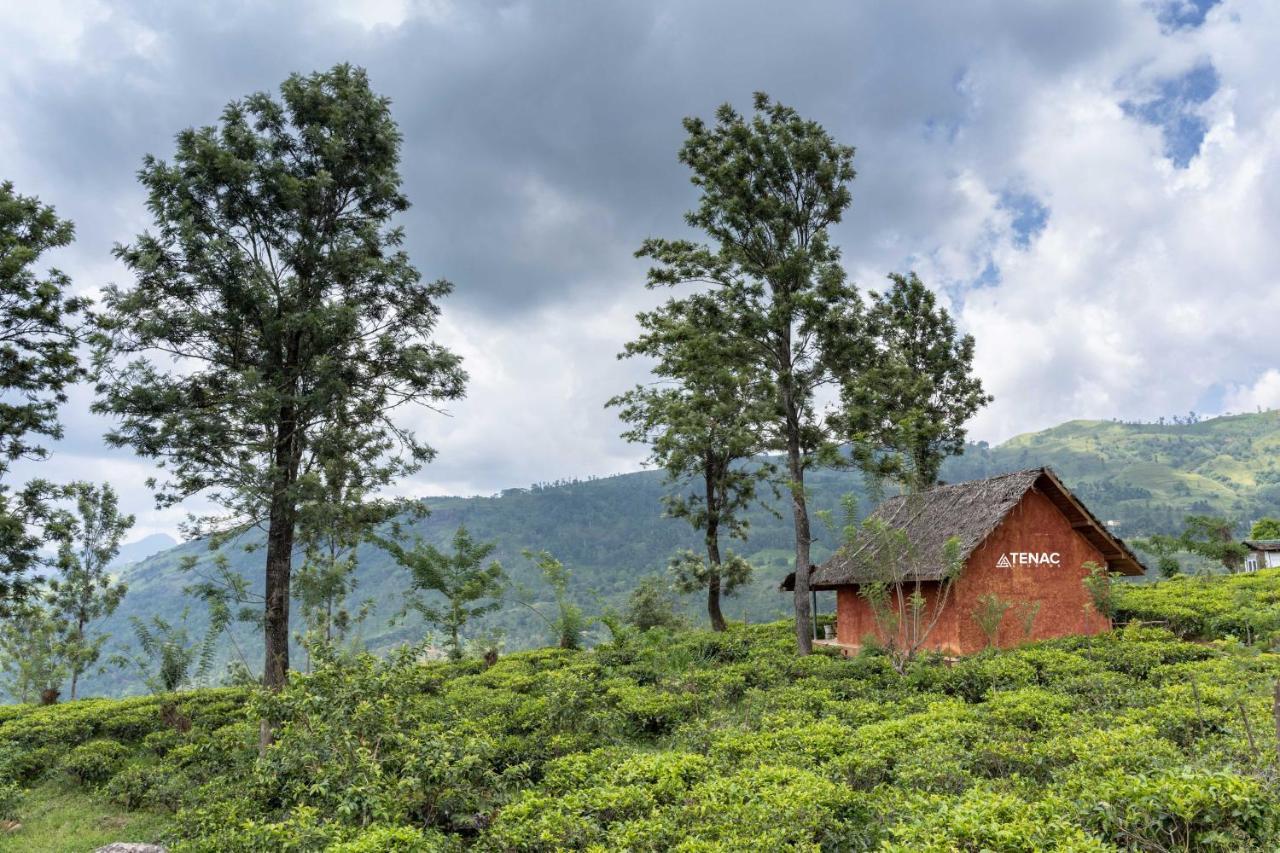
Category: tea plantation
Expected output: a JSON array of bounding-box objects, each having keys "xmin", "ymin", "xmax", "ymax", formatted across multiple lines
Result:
[{"xmin": 2, "ymin": 572, "xmax": 1279, "ymax": 851}]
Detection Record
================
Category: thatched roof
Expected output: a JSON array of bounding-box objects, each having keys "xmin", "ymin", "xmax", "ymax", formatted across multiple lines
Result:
[{"xmin": 782, "ymin": 467, "xmax": 1145, "ymax": 590}]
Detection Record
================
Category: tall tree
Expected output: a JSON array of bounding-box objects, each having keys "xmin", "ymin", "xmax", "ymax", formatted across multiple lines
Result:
[
  {"xmin": 0, "ymin": 182, "xmax": 87, "ymax": 610},
  {"xmin": 639, "ymin": 93, "xmax": 864, "ymax": 653},
  {"xmin": 610, "ymin": 294, "xmax": 771, "ymax": 631},
  {"xmin": 91, "ymin": 65, "xmax": 467, "ymax": 730},
  {"xmin": 0, "ymin": 597, "xmax": 67, "ymax": 703},
  {"xmin": 45, "ymin": 482, "xmax": 132, "ymax": 699},
  {"xmin": 1179, "ymin": 515, "xmax": 1247, "ymax": 573},
  {"xmin": 380, "ymin": 526, "xmax": 506, "ymax": 661},
  {"xmin": 841, "ymin": 271, "xmax": 991, "ymax": 488},
  {"xmin": 1139, "ymin": 515, "xmax": 1248, "ymax": 574}
]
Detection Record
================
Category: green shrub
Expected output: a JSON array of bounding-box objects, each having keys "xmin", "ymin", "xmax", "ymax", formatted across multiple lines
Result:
[
  {"xmin": 941, "ymin": 654, "xmax": 1038, "ymax": 702},
  {"xmin": 141, "ymin": 727, "xmax": 183, "ymax": 756},
  {"xmin": 173, "ymin": 804, "xmax": 346, "ymax": 852},
  {"xmin": 0, "ymin": 781, "xmax": 21, "ymax": 822},
  {"xmin": 1072, "ymin": 769, "xmax": 1280, "ymax": 851},
  {"xmin": 711, "ymin": 714, "xmax": 855, "ymax": 769},
  {"xmin": 1034, "ymin": 723, "xmax": 1182, "ymax": 777},
  {"xmin": 0, "ymin": 742, "xmax": 63, "ymax": 783},
  {"xmin": 609, "ymin": 764, "xmax": 875, "ymax": 851},
  {"xmin": 2, "ymin": 600, "xmax": 1276, "ymax": 852},
  {"xmin": 1114, "ymin": 570, "xmax": 1280, "ymax": 642},
  {"xmin": 605, "ymin": 681, "xmax": 702, "ymax": 736},
  {"xmin": 327, "ymin": 825, "xmax": 455, "ymax": 852},
  {"xmin": 104, "ymin": 762, "xmax": 188, "ymax": 811},
  {"xmin": 882, "ymin": 787, "xmax": 1111, "ymax": 852},
  {"xmin": 61, "ymin": 739, "xmax": 129, "ymax": 785}
]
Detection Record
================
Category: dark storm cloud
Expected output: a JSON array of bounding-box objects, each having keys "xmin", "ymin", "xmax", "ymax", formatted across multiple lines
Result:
[
  {"xmin": 8, "ymin": 0, "xmax": 1268, "ymax": 537},
  {"xmin": 7, "ymin": 0, "xmax": 1134, "ymax": 316}
]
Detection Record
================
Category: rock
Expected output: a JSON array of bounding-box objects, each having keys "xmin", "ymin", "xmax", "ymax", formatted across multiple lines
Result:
[{"xmin": 93, "ymin": 845, "xmax": 168, "ymax": 853}]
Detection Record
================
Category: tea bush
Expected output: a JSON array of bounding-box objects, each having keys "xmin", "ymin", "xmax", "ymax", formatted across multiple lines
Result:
[
  {"xmin": 60, "ymin": 739, "xmax": 129, "ymax": 785},
  {"xmin": 1115, "ymin": 568, "xmax": 1280, "ymax": 644},
  {"xmin": 0, "ymin": 588, "xmax": 1277, "ymax": 850}
]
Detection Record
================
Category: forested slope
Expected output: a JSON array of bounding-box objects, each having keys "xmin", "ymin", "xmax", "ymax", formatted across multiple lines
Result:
[{"xmin": 86, "ymin": 411, "xmax": 1280, "ymax": 695}]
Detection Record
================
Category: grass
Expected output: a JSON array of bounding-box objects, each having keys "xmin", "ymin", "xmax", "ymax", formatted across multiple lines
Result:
[{"xmin": 0, "ymin": 781, "xmax": 172, "ymax": 853}]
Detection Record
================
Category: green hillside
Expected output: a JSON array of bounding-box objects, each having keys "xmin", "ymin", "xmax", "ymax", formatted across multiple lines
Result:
[
  {"xmin": 3, "ymin": 574, "xmax": 1279, "ymax": 850},
  {"xmin": 84, "ymin": 411, "xmax": 1280, "ymax": 696},
  {"xmin": 946, "ymin": 412, "xmax": 1280, "ymax": 535}
]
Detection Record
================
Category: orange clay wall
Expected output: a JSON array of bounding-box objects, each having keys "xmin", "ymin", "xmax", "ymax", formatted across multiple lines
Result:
[{"xmin": 834, "ymin": 488, "xmax": 1112, "ymax": 656}]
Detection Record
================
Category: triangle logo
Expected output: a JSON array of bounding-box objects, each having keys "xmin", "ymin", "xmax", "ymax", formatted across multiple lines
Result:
[{"xmin": 996, "ymin": 554, "xmax": 1012, "ymax": 569}]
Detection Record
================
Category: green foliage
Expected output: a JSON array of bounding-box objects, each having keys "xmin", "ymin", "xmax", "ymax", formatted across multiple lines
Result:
[
  {"xmin": 841, "ymin": 271, "xmax": 991, "ymax": 489},
  {"xmin": 1115, "ymin": 567, "xmax": 1280, "ymax": 645},
  {"xmin": 0, "ymin": 599, "xmax": 68, "ymax": 704},
  {"xmin": 0, "ymin": 181, "xmax": 87, "ymax": 610},
  {"xmin": 114, "ymin": 611, "xmax": 220, "ymax": 693},
  {"xmin": 90, "ymin": 63, "xmax": 467, "ymax": 687},
  {"xmin": 1075, "ymin": 770, "xmax": 1280, "ymax": 852},
  {"xmin": 1082, "ymin": 561, "xmax": 1119, "ymax": 621},
  {"xmin": 2, "ymin": 603, "xmax": 1280, "ymax": 850},
  {"xmin": 1179, "ymin": 515, "xmax": 1250, "ymax": 572},
  {"xmin": 290, "ymin": 447, "xmax": 417, "ymax": 668},
  {"xmin": 326, "ymin": 825, "xmax": 452, "ymax": 852},
  {"xmin": 639, "ymin": 92, "xmax": 865, "ymax": 650},
  {"xmin": 611, "ymin": 288, "xmax": 774, "ymax": 632},
  {"xmin": 380, "ymin": 525, "xmax": 506, "ymax": 661},
  {"xmin": 59, "ymin": 740, "xmax": 128, "ymax": 785},
  {"xmin": 1249, "ymin": 516, "xmax": 1280, "ymax": 540},
  {"xmin": 519, "ymin": 548, "xmax": 589, "ymax": 650},
  {"xmin": 1158, "ymin": 553, "xmax": 1183, "ymax": 578},
  {"xmin": 624, "ymin": 574, "xmax": 685, "ymax": 632},
  {"xmin": 43, "ymin": 481, "xmax": 132, "ymax": 699},
  {"xmin": 0, "ymin": 780, "xmax": 21, "ymax": 821},
  {"xmin": 103, "ymin": 763, "xmax": 184, "ymax": 811},
  {"xmin": 971, "ymin": 592, "xmax": 1012, "ymax": 648}
]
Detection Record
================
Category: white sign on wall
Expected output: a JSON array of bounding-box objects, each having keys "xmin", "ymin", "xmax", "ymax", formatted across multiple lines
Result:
[{"xmin": 996, "ymin": 552, "xmax": 1061, "ymax": 568}]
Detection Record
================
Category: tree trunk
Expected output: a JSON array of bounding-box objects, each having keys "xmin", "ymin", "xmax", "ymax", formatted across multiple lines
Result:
[
  {"xmin": 260, "ymin": 402, "xmax": 301, "ymax": 752},
  {"xmin": 704, "ymin": 467, "xmax": 727, "ymax": 632},
  {"xmin": 706, "ymin": 565, "xmax": 726, "ymax": 632},
  {"xmin": 788, "ymin": 444, "xmax": 813, "ymax": 655},
  {"xmin": 69, "ymin": 615, "xmax": 85, "ymax": 700},
  {"xmin": 777, "ymin": 313, "xmax": 813, "ymax": 654}
]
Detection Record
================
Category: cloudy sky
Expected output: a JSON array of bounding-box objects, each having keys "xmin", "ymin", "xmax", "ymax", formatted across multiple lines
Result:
[{"xmin": 3, "ymin": 0, "xmax": 1276, "ymax": 540}]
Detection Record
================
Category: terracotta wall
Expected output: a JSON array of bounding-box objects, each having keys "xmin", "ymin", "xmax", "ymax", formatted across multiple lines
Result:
[
  {"xmin": 833, "ymin": 488, "xmax": 1112, "ymax": 656},
  {"xmin": 835, "ymin": 580, "xmax": 959, "ymax": 653}
]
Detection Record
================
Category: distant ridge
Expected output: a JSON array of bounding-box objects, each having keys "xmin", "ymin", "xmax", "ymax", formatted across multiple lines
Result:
[
  {"xmin": 82, "ymin": 411, "xmax": 1280, "ymax": 696},
  {"xmin": 109, "ymin": 532, "xmax": 179, "ymax": 571}
]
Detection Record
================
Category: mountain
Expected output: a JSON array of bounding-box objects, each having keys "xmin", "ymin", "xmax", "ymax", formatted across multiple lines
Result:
[
  {"xmin": 82, "ymin": 411, "xmax": 1280, "ymax": 696},
  {"xmin": 942, "ymin": 412, "xmax": 1280, "ymax": 536},
  {"xmin": 108, "ymin": 532, "xmax": 178, "ymax": 571}
]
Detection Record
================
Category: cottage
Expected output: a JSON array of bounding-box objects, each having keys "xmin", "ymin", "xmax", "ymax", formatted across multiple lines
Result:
[
  {"xmin": 783, "ymin": 467, "xmax": 1145, "ymax": 656},
  {"xmin": 1242, "ymin": 540, "xmax": 1280, "ymax": 572}
]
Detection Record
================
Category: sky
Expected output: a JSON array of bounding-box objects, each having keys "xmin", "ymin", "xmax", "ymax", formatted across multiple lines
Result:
[{"xmin": 3, "ymin": 0, "xmax": 1278, "ymax": 541}]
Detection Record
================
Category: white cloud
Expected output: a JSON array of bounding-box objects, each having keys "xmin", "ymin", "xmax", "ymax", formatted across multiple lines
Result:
[
  {"xmin": 7, "ymin": 0, "xmax": 1280, "ymax": 537},
  {"xmin": 1224, "ymin": 369, "xmax": 1280, "ymax": 414}
]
